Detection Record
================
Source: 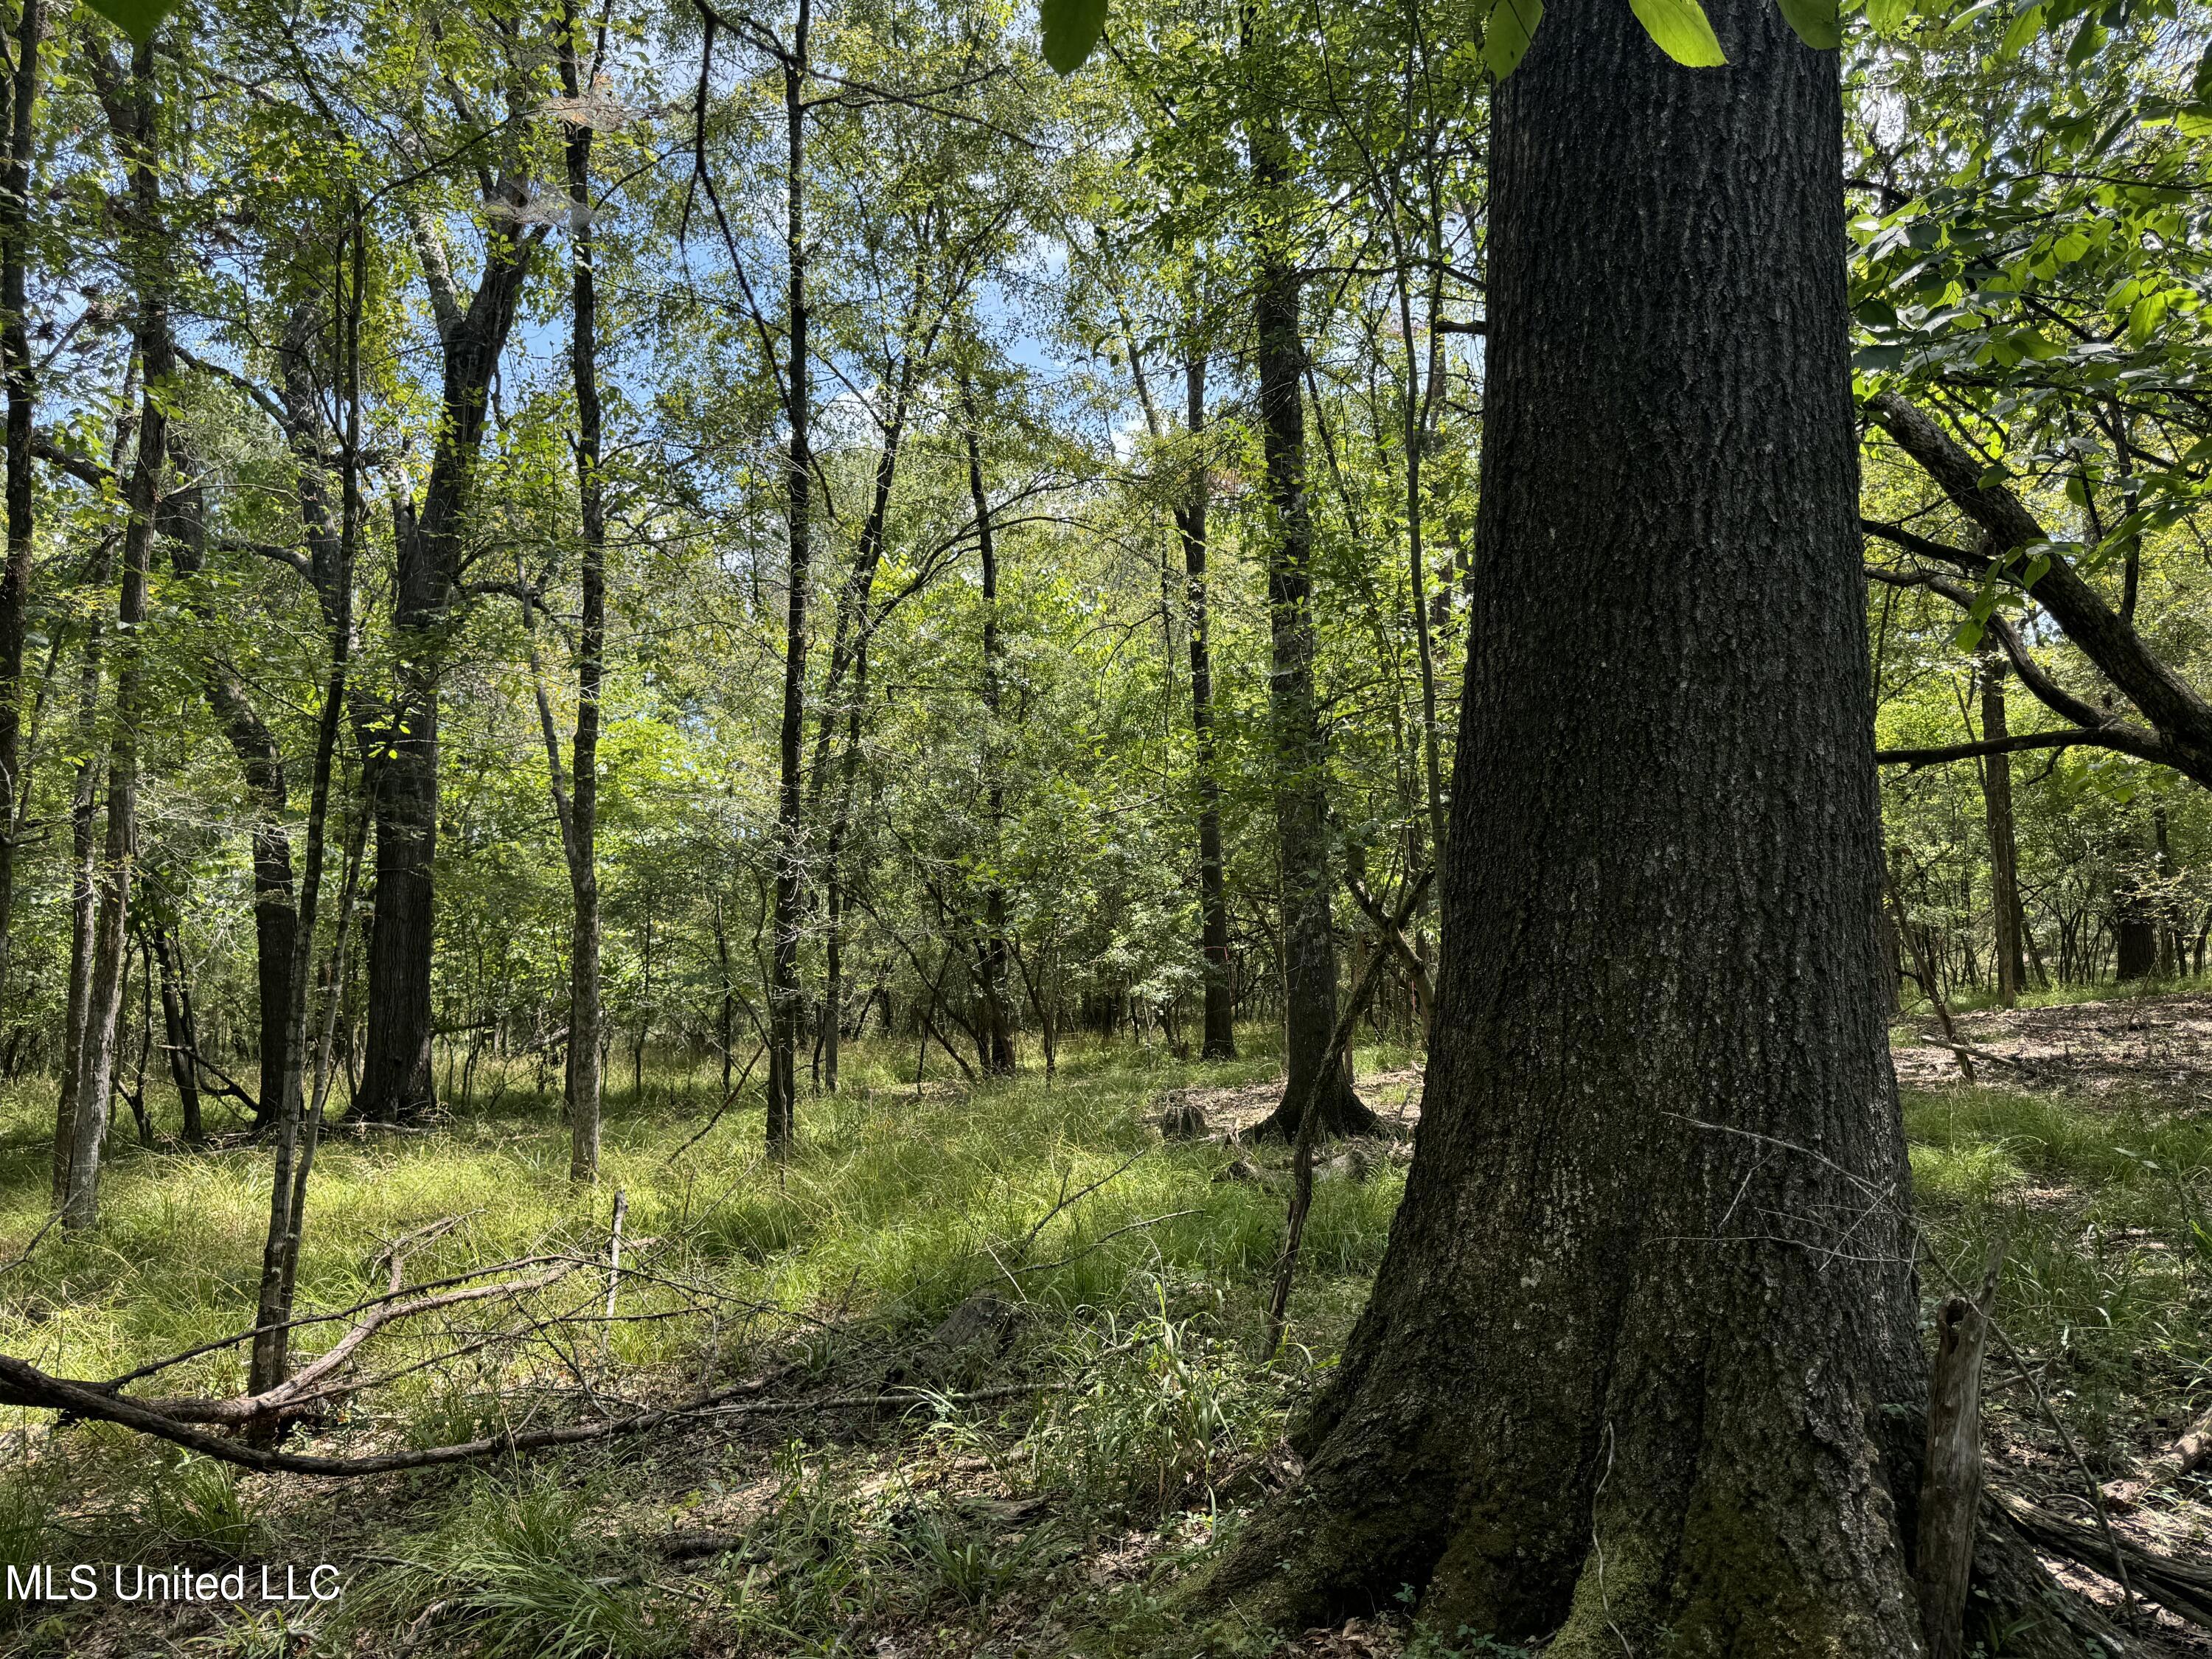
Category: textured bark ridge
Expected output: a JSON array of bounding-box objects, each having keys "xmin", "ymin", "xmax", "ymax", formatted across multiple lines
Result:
[{"xmin": 1203, "ymin": 2, "xmax": 2093, "ymax": 1652}]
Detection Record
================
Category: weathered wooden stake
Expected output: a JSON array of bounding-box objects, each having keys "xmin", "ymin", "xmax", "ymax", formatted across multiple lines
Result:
[{"xmin": 1917, "ymin": 1243, "xmax": 2004, "ymax": 1659}]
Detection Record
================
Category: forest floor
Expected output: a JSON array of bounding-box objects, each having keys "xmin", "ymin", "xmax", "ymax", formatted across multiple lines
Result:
[{"xmin": 0, "ymin": 1011, "xmax": 2199, "ymax": 1658}]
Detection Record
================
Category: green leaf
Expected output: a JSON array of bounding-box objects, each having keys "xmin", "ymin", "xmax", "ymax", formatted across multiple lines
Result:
[
  {"xmin": 84, "ymin": 0, "xmax": 176, "ymax": 43},
  {"xmin": 1628, "ymin": 0, "xmax": 1728, "ymax": 63},
  {"xmin": 2126, "ymin": 291, "xmax": 2168, "ymax": 348},
  {"xmin": 1866, "ymin": 0, "xmax": 1908, "ymax": 32},
  {"xmin": 2065, "ymin": 13, "xmax": 2104, "ymax": 64},
  {"xmin": 1778, "ymin": 0, "xmax": 1841, "ymax": 49},
  {"xmin": 1040, "ymin": 0, "xmax": 1107, "ymax": 74},
  {"xmin": 1485, "ymin": 0, "xmax": 1546, "ymax": 77},
  {"xmin": 1998, "ymin": 3, "xmax": 2045, "ymax": 54}
]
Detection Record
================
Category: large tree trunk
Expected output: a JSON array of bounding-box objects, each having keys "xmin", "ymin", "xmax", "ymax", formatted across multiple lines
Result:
[
  {"xmin": 1178, "ymin": 354, "xmax": 1237, "ymax": 1060},
  {"xmin": 0, "ymin": 0, "xmax": 43, "ymax": 1018},
  {"xmin": 1979, "ymin": 654, "xmax": 2025, "ymax": 1006},
  {"xmin": 358, "ymin": 216, "xmax": 533, "ymax": 1123},
  {"xmin": 765, "ymin": 2, "xmax": 813, "ymax": 1152},
  {"xmin": 1208, "ymin": 6, "xmax": 2096, "ymax": 1652},
  {"xmin": 1247, "ymin": 102, "xmax": 1374, "ymax": 1141}
]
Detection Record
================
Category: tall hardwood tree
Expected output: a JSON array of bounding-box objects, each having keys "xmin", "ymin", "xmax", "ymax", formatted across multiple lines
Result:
[
  {"xmin": 1207, "ymin": 0, "xmax": 2101, "ymax": 1648},
  {"xmin": 1245, "ymin": 18, "xmax": 1374, "ymax": 1139},
  {"xmin": 0, "ymin": 0, "xmax": 42, "ymax": 1014},
  {"xmin": 358, "ymin": 197, "xmax": 538, "ymax": 1122},
  {"xmin": 961, "ymin": 372, "xmax": 1017, "ymax": 1075},
  {"xmin": 1177, "ymin": 352, "xmax": 1235, "ymax": 1060},
  {"xmin": 766, "ymin": 0, "xmax": 813, "ymax": 1150},
  {"xmin": 64, "ymin": 40, "xmax": 168, "ymax": 1231},
  {"xmin": 549, "ymin": 3, "xmax": 609, "ymax": 1182}
]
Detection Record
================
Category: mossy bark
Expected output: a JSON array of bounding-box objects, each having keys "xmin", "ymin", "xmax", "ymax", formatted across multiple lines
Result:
[{"xmin": 1203, "ymin": 1, "xmax": 2111, "ymax": 1652}]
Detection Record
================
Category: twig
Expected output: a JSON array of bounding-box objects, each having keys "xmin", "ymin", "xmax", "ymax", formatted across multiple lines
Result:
[
  {"xmin": 602, "ymin": 1190, "xmax": 627, "ymax": 1366},
  {"xmin": 0, "ymin": 1211, "xmax": 62, "ymax": 1277},
  {"xmin": 1264, "ymin": 869, "xmax": 1432, "ymax": 1360},
  {"xmin": 1006, "ymin": 1147, "xmax": 1150, "ymax": 1265},
  {"xmin": 661, "ymin": 1042, "xmax": 767, "ymax": 1166},
  {"xmin": 1015, "ymin": 1211, "xmax": 1200, "ymax": 1276}
]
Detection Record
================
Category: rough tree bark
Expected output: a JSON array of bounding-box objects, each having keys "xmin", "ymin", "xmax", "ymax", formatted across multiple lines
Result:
[
  {"xmin": 357, "ymin": 209, "xmax": 535, "ymax": 1123},
  {"xmin": 1205, "ymin": 4, "xmax": 2107, "ymax": 1652},
  {"xmin": 1178, "ymin": 354, "xmax": 1237, "ymax": 1060},
  {"xmin": 0, "ymin": 0, "xmax": 41, "ymax": 1016},
  {"xmin": 1247, "ymin": 69, "xmax": 1374, "ymax": 1140},
  {"xmin": 1978, "ymin": 653, "xmax": 2026, "ymax": 1006}
]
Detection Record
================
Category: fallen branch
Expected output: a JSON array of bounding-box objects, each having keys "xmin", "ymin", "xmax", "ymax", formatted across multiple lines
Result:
[
  {"xmin": 661, "ymin": 1041, "xmax": 767, "ymax": 1166},
  {"xmin": 133, "ymin": 1262, "xmax": 581, "ymax": 1426},
  {"xmin": 1919, "ymin": 1034, "xmax": 2040, "ymax": 1077},
  {"xmin": 1997, "ymin": 1490, "xmax": 2212, "ymax": 1630},
  {"xmin": 0, "ymin": 1356, "xmax": 1048, "ymax": 1479},
  {"xmin": 2104, "ymin": 1402, "xmax": 2212, "ymax": 1509}
]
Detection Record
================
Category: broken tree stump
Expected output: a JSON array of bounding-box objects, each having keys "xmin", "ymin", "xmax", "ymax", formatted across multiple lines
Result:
[{"xmin": 1917, "ymin": 1245, "xmax": 2003, "ymax": 1659}]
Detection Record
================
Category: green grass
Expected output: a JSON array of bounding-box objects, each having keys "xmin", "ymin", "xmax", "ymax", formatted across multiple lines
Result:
[
  {"xmin": 0, "ymin": 1029, "xmax": 1413, "ymax": 1655},
  {"xmin": 0, "ymin": 1028, "xmax": 2199, "ymax": 1655},
  {"xmin": 1907, "ymin": 1085, "xmax": 2212, "ymax": 1464},
  {"xmin": 1897, "ymin": 965, "xmax": 2212, "ymax": 1019}
]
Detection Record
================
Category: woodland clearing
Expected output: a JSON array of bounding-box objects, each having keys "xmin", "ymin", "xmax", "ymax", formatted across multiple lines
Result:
[{"xmin": 0, "ymin": 1006, "xmax": 2201, "ymax": 1658}]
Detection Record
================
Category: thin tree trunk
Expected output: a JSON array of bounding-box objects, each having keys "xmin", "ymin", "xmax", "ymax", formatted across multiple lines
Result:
[
  {"xmin": 1207, "ymin": 7, "xmax": 2104, "ymax": 1650},
  {"xmin": 765, "ymin": 0, "xmax": 813, "ymax": 1152},
  {"xmin": 1247, "ymin": 83, "xmax": 1374, "ymax": 1141},
  {"xmin": 1394, "ymin": 234, "xmax": 1447, "ymax": 870},
  {"xmin": 1980, "ymin": 653, "xmax": 2025, "ymax": 1006},
  {"xmin": 557, "ymin": 10, "xmax": 605, "ymax": 1183},
  {"xmin": 50, "ymin": 594, "xmax": 104, "ymax": 1205},
  {"xmin": 250, "ymin": 209, "xmax": 363, "ymax": 1397},
  {"xmin": 162, "ymin": 437, "xmax": 295, "ymax": 1126},
  {"xmin": 713, "ymin": 900, "xmax": 735, "ymax": 1093},
  {"xmin": 1178, "ymin": 354, "xmax": 1236, "ymax": 1060},
  {"xmin": 0, "ymin": 0, "xmax": 42, "ymax": 1015},
  {"xmin": 64, "ymin": 41, "xmax": 166, "ymax": 1231},
  {"xmin": 961, "ymin": 374, "xmax": 1015, "ymax": 1076},
  {"xmin": 150, "ymin": 927, "xmax": 201, "ymax": 1148},
  {"xmin": 821, "ymin": 641, "xmax": 872, "ymax": 1095}
]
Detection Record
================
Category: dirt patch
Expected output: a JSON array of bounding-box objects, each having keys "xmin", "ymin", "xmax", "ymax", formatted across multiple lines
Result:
[
  {"xmin": 1892, "ymin": 992, "xmax": 2212, "ymax": 1105},
  {"xmin": 1152, "ymin": 1067, "xmax": 1425, "ymax": 1141}
]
